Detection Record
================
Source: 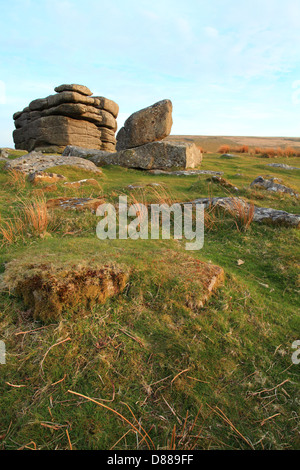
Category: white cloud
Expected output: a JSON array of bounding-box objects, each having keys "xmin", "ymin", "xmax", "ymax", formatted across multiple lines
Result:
[
  {"xmin": 204, "ymin": 27, "xmax": 218, "ymax": 38},
  {"xmin": 177, "ymin": 18, "xmax": 193, "ymax": 42}
]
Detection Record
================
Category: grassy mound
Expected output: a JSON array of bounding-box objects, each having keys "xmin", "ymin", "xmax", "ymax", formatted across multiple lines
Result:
[{"xmin": 3, "ymin": 261, "xmax": 129, "ymax": 322}]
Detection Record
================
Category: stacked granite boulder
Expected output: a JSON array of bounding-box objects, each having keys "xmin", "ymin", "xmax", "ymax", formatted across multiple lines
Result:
[
  {"xmin": 13, "ymin": 84, "xmax": 118, "ymax": 153},
  {"xmin": 63, "ymin": 99, "xmax": 202, "ymax": 170}
]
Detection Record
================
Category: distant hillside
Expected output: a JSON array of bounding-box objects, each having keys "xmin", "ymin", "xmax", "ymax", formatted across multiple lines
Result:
[{"xmin": 166, "ymin": 135, "xmax": 300, "ymax": 152}]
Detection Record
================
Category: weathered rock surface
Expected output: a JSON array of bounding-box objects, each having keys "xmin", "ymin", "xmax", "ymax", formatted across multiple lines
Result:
[
  {"xmin": 62, "ymin": 145, "xmax": 112, "ymax": 159},
  {"xmin": 46, "ymin": 196, "xmax": 105, "ymax": 212},
  {"xmin": 13, "ymin": 84, "xmax": 119, "ymax": 153},
  {"xmin": 267, "ymin": 163, "xmax": 300, "ymax": 170},
  {"xmin": 54, "ymin": 84, "xmax": 93, "ymax": 96},
  {"xmin": 0, "ymin": 148, "xmax": 10, "ymax": 158},
  {"xmin": 28, "ymin": 171, "xmax": 67, "ymax": 184},
  {"xmin": 5, "ymin": 151, "xmax": 102, "ymax": 174},
  {"xmin": 13, "ymin": 116, "xmax": 103, "ymax": 153},
  {"xmin": 185, "ymin": 196, "xmax": 300, "ymax": 228},
  {"xmin": 250, "ymin": 176, "xmax": 298, "ymax": 197},
  {"xmin": 116, "ymin": 99, "xmax": 173, "ymax": 150},
  {"xmin": 101, "ymin": 142, "xmax": 117, "ymax": 152},
  {"xmin": 63, "ymin": 141, "xmax": 202, "ymax": 170},
  {"xmin": 15, "ymin": 104, "xmax": 117, "ymax": 129},
  {"xmin": 93, "ymin": 97, "xmax": 119, "ymax": 118},
  {"xmin": 148, "ymin": 169, "xmax": 224, "ymax": 176}
]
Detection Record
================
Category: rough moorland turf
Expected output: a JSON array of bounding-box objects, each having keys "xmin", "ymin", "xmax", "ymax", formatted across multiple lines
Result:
[{"xmin": 0, "ymin": 151, "xmax": 299, "ymax": 450}]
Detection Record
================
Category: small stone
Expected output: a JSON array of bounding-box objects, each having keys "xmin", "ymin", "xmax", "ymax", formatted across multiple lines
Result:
[
  {"xmin": 220, "ymin": 154, "xmax": 239, "ymax": 159},
  {"xmin": 267, "ymin": 163, "xmax": 300, "ymax": 170},
  {"xmin": 0, "ymin": 148, "xmax": 9, "ymax": 158},
  {"xmin": 250, "ymin": 176, "xmax": 298, "ymax": 197}
]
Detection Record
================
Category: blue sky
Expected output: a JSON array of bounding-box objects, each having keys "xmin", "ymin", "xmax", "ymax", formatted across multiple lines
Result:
[{"xmin": 1, "ymin": 0, "xmax": 300, "ymax": 147}]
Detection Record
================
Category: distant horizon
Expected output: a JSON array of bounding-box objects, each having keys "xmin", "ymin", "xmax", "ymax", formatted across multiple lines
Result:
[
  {"xmin": 168, "ymin": 133, "xmax": 300, "ymax": 139},
  {"xmin": 2, "ymin": 131, "xmax": 300, "ymax": 150}
]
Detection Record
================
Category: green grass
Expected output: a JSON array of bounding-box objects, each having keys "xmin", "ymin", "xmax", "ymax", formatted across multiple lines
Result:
[{"xmin": 0, "ymin": 152, "xmax": 299, "ymax": 450}]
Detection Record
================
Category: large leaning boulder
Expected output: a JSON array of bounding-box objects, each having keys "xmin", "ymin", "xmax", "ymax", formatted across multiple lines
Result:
[
  {"xmin": 12, "ymin": 84, "xmax": 119, "ymax": 153},
  {"xmin": 116, "ymin": 99, "xmax": 173, "ymax": 150},
  {"xmin": 63, "ymin": 141, "xmax": 202, "ymax": 170}
]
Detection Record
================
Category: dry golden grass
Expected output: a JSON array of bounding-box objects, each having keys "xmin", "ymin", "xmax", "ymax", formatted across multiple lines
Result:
[
  {"xmin": 6, "ymin": 169, "xmax": 26, "ymax": 190},
  {"xmin": 225, "ymin": 198, "xmax": 255, "ymax": 232},
  {"xmin": 217, "ymin": 145, "xmax": 248, "ymax": 154},
  {"xmin": 0, "ymin": 214, "xmax": 24, "ymax": 245},
  {"xmin": 21, "ymin": 196, "xmax": 49, "ymax": 235},
  {"xmin": 217, "ymin": 145, "xmax": 230, "ymax": 154},
  {"xmin": 0, "ymin": 195, "xmax": 57, "ymax": 245},
  {"xmin": 253, "ymin": 145, "xmax": 300, "ymax": 158}
]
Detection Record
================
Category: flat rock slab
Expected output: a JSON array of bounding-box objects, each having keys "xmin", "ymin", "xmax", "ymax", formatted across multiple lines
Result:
[
  {"xmin": 250, "ymin": 176, "xmax": 298, "ymax": 197},
  {"xmin": 3, "ymin": 260, "xmax": 129, "ymax": 322},
  {"xmin": 185, "ymin": 196, "xmax": 300, "ymax": 228},
  {"xmin": 5, "ymin": 151, "xmax": 102, "ymax": 174},
  {"xmin": 46, "ymin": 196, "xmax": 105, "ymax": 212},
  {"xmin": 116, "ymin": 99, "xmax": 173, "ymax": 150},
  {"xmin": 69, "ymin": 141, "xmax": 202, "ymax": 170},
  {"xmin": 148, "ymin": 169, "xmax": 224, "ymax": 176},
  {"xmin": 267, "ymin": 163, "xmax": 300, "ymax": 170}
]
